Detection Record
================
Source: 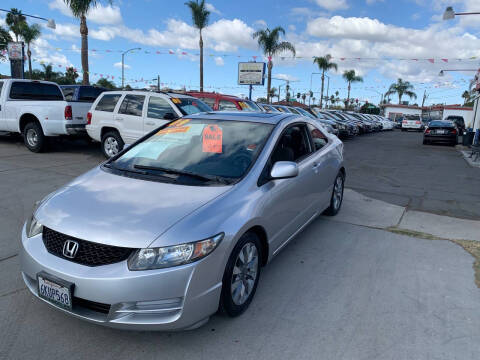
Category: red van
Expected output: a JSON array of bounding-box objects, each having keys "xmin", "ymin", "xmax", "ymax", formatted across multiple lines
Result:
[{"xmin": 187, "ymin": 91, "xmax": 262, "ymax": 112}]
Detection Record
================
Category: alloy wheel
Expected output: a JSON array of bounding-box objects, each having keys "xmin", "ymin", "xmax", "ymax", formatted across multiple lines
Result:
[
  {"xmin": 333, "ymin": 175, "xmax": 344, "ymax": 211},
  {"xmin": 104, "ymin": 137, "xmax": 119, "ymax": 157},
  {"xmin": 231, "ymin": 242, "xmax": 259, "ymax": 306},
  {"xmin": 26, "ymin": 129, "xmax": 38, "ymax": 147}
]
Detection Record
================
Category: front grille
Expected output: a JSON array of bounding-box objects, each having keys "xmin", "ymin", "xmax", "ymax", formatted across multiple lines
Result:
[
  {"xmin": 73, "ymin": 297, "xmax": 111, "ymax": 314},
  {"xmin": 42, "ymin": 227, "xmax": 134, "ymax": 267}
]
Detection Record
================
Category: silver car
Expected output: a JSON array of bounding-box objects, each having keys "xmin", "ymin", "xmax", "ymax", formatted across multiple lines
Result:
[{"xmin": 21, "ymin": 112, "xmax": 345, "ymax": 330}]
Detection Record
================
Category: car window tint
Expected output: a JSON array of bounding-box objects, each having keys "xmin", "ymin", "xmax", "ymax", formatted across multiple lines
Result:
[
  {"xmin": 119, "ymin": 95, "xmax": 145, "ymax": 117},
  {"xmin": 200, "ymin": 97, "xmax": 216, "ymax": 108},
  {"xmin": 272, "ymin": 125, "xmax": 311, "ymax": 163},
  {"xmin": 218, "ymin": 100, "xmax": 238, "ymax": 111},
  {"xmin": 79, "ymin": 87, "xmax": 104, "ymax": 102},
  {"xmin": 147, "ymin": 96, "xmax": 175, "ymax": 119},
  {"xmin": 95, "ymin": 94, "xmax": 121, "ymax": 112},
  {"xmin": 10, "ymin": 82, "xmax": 63, "ymax": 100},
  {"xmin": 308, "ymin": 124, "xmax": 328, "ymax": 151},
  {"xmin": 61, "ymin": 87, "xmax": 75, "ymax": 101}
]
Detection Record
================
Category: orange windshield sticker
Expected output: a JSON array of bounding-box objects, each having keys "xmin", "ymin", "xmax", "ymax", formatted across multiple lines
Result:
[
  {"xmin": 202, "ymin": 125, "xmax": 223, "ymax": 153},
  {"xmin": 157, "ymin": 126, "xmax": 190, "ymax": 135},
  {"xmin": 171, "ymin": 98, "xmax": 181, "ymax": 104},
  {"xmin": 238, "ymin": 102, "xmax": 247, "ymax": 109}
]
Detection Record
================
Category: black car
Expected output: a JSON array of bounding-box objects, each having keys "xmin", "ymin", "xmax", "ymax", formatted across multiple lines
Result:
[{"xmin": 423, "ymin": 120, "xmax": 458, "ymax": 146}]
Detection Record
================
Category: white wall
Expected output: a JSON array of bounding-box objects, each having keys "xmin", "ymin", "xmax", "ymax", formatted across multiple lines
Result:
[
  {"xmin": 385, "ymin": 107, "xmax": 422, "ymax": 119},
  {"xmin": 442, "ymin": 108, "xmax": 474, "ymax": 128}
]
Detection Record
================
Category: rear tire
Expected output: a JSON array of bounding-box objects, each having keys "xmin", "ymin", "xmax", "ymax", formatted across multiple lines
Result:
[
  {"xmin": 220, "ymin": 232, "xmax": 262, "ymax": 317},
  {"xmin": 324, "ymin": 172, "xmax": 345, "ymax": 216},
  {"xmin": 101, "ymin": 131, "xmax": 124, "ymax": 158},
  {"xmin": 23, "ymin": 122, "xmax": 46, "ymax": 153}
]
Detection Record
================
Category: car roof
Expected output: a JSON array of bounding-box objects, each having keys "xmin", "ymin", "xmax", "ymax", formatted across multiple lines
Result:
[
  {"xmin": 98, "ymin": 90, "xmax": 195, "ymax": 99},
  {"xmin": 186, "ymin": 111, "xmax": 297, "ymax": 124},
  {"xmin": 187, "ymin": 92, "xmax": 243, "ymax": 100}
]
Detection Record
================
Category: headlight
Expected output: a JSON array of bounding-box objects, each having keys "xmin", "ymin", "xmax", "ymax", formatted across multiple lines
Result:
[
  {"xmin": 25, "ymin": 200, "xmax": 43, "ymax": 238},
  {"xmin": 26, "ymin": 215, "xmax": 43, "ymax": 238},
  {"xmin": 128, "ymin": 233, "xmax": 224, "ymax": 271}
]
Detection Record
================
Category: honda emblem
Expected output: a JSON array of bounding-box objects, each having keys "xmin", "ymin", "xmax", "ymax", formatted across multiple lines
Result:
[{"xmin": 62, "ymin": 240, "xmax": 79, "ymax": 259}]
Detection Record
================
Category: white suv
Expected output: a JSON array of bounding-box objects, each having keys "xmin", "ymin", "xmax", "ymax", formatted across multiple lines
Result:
[{"xmin": 86, "ymin": 91, "xmax": 211, "ymax": 157}]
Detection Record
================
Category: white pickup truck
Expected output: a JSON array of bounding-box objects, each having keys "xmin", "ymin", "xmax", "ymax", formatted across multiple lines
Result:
[{"xmin": 0, "ymin": 79, "xmax": 86, "ymax": 152}]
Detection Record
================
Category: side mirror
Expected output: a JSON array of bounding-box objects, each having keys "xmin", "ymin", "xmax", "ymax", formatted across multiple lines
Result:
[
  {"xmin": 163, "ymin": 112, "xmax": 177, "ymax": 120},
  {"xmin": 270, "ymin": 161, "xmax": 299, "ymax": 179}
]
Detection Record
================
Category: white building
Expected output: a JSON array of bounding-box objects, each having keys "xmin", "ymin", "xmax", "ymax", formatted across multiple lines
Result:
[
  {"xmin": 442, "ymin": 106, "xmax": 474, "ymax": 127},
  {"xmin": 382, "ymin": 104, "xmax": 474, "ymax": 127},
  {"xmin": 382, "ymin": 104, "xmax": 422, "ymax": 120}
]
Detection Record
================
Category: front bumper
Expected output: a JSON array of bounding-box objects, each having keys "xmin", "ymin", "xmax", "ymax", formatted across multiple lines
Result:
[{"xmin": 20, "ymin": 226, "xmax": 223, "ymax": 331}]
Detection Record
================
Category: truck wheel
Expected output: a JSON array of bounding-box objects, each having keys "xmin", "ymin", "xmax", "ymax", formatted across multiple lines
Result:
[
  {"xmin": 102, "ymin": 131, "xmax": 124, "ymax": 158},
  {"xmin": 23, "ymin": 122, "xmax": 46, "ymax": 153}
]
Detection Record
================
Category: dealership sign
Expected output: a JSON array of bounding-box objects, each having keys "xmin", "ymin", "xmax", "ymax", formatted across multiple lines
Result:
[
  {"xmin": 238, "ymin": 62, "xmax": 266, "ymax": 85},
  {"xmin": 8, "ymin": 42, "xmax": 23, "ymax": 60}
]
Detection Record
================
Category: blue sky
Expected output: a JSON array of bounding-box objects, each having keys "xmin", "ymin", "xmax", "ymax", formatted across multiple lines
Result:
[{"xmin": 1, "ymin": 0, "xmax": 480, "ymax": 105}]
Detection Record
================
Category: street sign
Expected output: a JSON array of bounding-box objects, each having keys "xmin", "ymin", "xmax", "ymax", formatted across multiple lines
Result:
[
  {"xmin": 7, "ymin": 42, "xmax": 23, "ymax": 60},
  {"xmin": 238, "ymin": 62, "xmax": 266, "ymax": 85}
]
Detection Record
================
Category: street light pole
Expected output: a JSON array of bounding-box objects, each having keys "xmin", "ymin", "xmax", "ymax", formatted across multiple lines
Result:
[
  {"xmin": 121, "ymin": 47, "xmax": 141, "ymax": 89},
  {"xmin": 0, "ymin": 8, "xmax": 56, "ymax": 28},
  {"xmin": 443, "ymin": 6, "xmax": 480, "ymax": 20}
]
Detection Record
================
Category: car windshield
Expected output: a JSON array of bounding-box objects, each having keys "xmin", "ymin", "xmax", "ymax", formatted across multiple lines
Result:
[
  {"xmin": 174, "ymin": 97, "xmax": 212, "ymax": 115},
  {"xmin": 110, "ymin": 118, "xmax": 274, "ymax": 185},
  {"xmin": 238, "ymin": 100, "xmax": 261, "ymax": 112},
  {"xmin": 429, "ymin": 121, "xmax": 454, "ymax": 127},
  {"xmin": 296, "ymin": 108, "xmax": 316, "ymax": 119}
]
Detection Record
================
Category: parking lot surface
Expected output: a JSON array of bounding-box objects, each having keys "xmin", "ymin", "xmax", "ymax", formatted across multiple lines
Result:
[
  {"xmin": 344, "ymin": 130, "xmax": 480, "ymax": 220},
  {"xmin": 1, "ymin": 133, "xmax": 480, "ymax": 359}
]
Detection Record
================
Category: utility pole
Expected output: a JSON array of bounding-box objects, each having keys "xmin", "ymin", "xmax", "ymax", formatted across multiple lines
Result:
[
  {"xmin": 421, "ymin": 90, "xmax": 428, "ymax": 107},
  {"xmin": 157, "ymin": 75, "xmax": 160, "ymax": 91}
]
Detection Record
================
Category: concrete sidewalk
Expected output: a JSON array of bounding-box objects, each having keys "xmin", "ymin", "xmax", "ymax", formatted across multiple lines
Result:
[{"xmin": 329, "ymin": 189, "xmax": 480, "ymax": 242}]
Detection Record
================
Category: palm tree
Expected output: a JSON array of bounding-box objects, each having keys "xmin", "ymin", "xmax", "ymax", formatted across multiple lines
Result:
[
  {"xmin": 385, "ymin": 78, "xmax": 417, "ymax": 104},
  {"xmin": 96, "ymin": 78, "xmax": 116, "ymax": 89},
  {"xmin": 308, "ymin": 90, "xmax": 313, "ymax": 106},
  {"xmin": 253, "ymin": 27, "xmax": 295, "ymax": 103},
  {"xmin": 185, "ymin": 0, "xmax": 210, "ymax": 92},
  {"xmin": 342, "ymin": 70, "xmax": 363, "ymax": 109},
  {"xmin": 313, "ymin": 54, "xmax": 337, "ymax": 109},
  {"xmin": 268, "ymin": 87, "xmax": 277, "ymax": 102},
  {"xmin": 20, "ymin": 23, "xmax": 41, "ymax": 79},
  {"xmin": 39, "ymin": 64, "xmax": 60, "ymax": 81},
  {"xmin": 0, "ymin": 26, "xmax": 12, "ymax": 61},
  {"xmin": 462, "ymin": 90, "xmax": 471, "ymax": 105},
  {"xmin": 301, "ymin": 93, "xmax": 306, "ymax": 104},
  {"xmin": 63, "ymin": 1, "xmax": 111, "ymax": 85},
  {"xmin": 6, "ymin": 8, "xmax": 26, "ymax": 42},
  {"xmin": 296, "ymin": 92, "xmax": 301, "ymax": 101},
  {"xmin": 330, "ymin": 94, "xmax": 335, "ymax": 107}
]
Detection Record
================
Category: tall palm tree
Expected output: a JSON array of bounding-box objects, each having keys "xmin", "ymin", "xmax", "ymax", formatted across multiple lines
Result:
[
  {"xmin": 342, "ymin": 70, "xmax": 363, "ymax": 109},
  {"xmin": 185, "ymin": 0, "xmax": 210, "ymax": 92},
  {"xmin": 63, "ymin": 1, "xmax": 111, "ymax": 85},
  {"xmin": 253, "ymin": 27, "xmax": 295, "ymax": 103},
  {"xmin": 296, "ymin": 92, "xmax": 301, "ymax": 101},
  {"xmin": 6, "ymin": 8, "xmax": 26, "ymax": 42},
  {"xmin": 462, "ymin": 90, "xmax": 471, "ymax": 105},
  {"xmin": 313, "ymin": 54, "xmax": 337, "ymax": 109},
  {"xmin": 385, "ymin": 78, "xmax": 416, "ymax": 104},
  {"xmin": 301, "ymin": 93, "xmax": 306, "ymax": 104},
  {"xmin": 20, "ymin": 23, "xmax": 41, "ymax": 79},
  {"xmin": 268, "ymin": 87, "xmax": 277, "ymax": 103},
  {"xmin": 0, "ymin": 26, "xmax": 12, "ymax": 61}
]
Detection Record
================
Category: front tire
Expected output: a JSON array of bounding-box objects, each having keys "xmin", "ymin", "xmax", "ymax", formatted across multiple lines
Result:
[
  {"xmin": 220, "ymin": 232, "xmax": 261, "ymax": 317},
  {"xmin": 324, "ymin": 172, "xmax": 345, "ymax": 216},
  {"xmin": 23, "ymin": 122, "xmax": 46, "ymax": 153},
  {"xmin": 101, "ymin": 131, "xmax": 124, "ymax": 158}
]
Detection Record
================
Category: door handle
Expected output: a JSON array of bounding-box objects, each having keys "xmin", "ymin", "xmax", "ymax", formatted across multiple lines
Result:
[{"xmin": 145, "ymin": 121, "xmax": 155, "ymax": 126}]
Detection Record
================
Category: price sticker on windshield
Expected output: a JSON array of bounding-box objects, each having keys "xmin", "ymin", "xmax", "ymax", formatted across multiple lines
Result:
[{"xmin": 202, "ymin": 125, "xmax": 223, "ymax": 153}]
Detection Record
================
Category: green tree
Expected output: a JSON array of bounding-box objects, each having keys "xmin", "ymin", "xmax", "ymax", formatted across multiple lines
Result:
[
  {"xmin": 308, "ymin": 90, "xmax": 313, "ymax": 106},
  {"xmin": 268, "ymin": 87, "xmax": 277, "ymax": 102},
  {"xmin": 313, "ymin": 54, "xmax": 337, "ymax": 109},
  {"xmin": 342, "ymin": 70, "xmax": 363, "ymax": 109},
  {"xmin": 96, "ymin": 77, "xmax": 116, "ymax": 89},
  {"xmin": 63, "ymin": 0, "xmax": 112, "ymax": 85},
  {"xmin": 296, "ymin": 92, "xmax": 301, "ymax": 100},
  {"xmin": 6, "ymin": 8, "xmax": 26, "ymax": 42},
  {"xmin": 253, "ymin": 26, "xmax": 295, "ymax": 103},
  {"xmin": 462, "ymin": 90, "xmax": 471, "ymax": 106},
  {"xmin": 57, "ymin": 67, "xmax": 79, "ymax": 84},
  {"xmin": 256, "ymin": 97, "xmax": 268, "ymax": 103},
  {"xmin": 0, "ymin": 26, "xmax": 13, "ymax": 61},
  {"xmin": 185, "ymin": 0, "xmax": 210, "ymax": 92},
  {"xmin": 301, "ymin": 93, "xmax": 306, "ymax": 104},
  {"xmin": 20, "ymin": 23, "xmax": 41, "ymax": 79},
  {"xmin": 330, "ymin": 94, "xmax": 335, "ymax": 107},
  {"xmin": 385, "ymin": 78, "xmax": 416, "ymax": 104}
]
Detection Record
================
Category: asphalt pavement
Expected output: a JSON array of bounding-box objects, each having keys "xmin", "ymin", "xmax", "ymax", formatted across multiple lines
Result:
[
  {"xmin": 344, "ymin": 130, "xmax": 480, "ymax": 220},
  {"xmin": 1, "ymin": 132, "xmax": 480, "ymax": 359}
]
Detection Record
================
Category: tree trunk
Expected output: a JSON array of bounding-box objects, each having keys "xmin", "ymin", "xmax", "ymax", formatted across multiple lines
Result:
[
  {"xmin": 320, "ymin": 70, "xmax": 325, "ymax": 109},
  {"xmin": 347, "ymin": 82, "xmax": 351, "ymax": 109},
  {"xmin": 266, "ymin": 60, "xmax": 273, "ymax": 103},
  {"xmin": 398, "ymin": 94, "xmax": 402, "ymax": 104},
  {"xmin": 80, "ymin": 15, "xmax": 89, "ymax": 85},
  {"xmin": 199, "ymin": 30, "xmax": 204, "ymax": 92},
  {"xmin": 27, "ymin": 45, "xmax": 32, "ymax": 79}
]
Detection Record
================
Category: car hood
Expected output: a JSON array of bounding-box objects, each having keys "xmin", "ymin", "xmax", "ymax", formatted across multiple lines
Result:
[{"xmin": 35, "ymin": 167, "xmax": 231, "ymax": 248}]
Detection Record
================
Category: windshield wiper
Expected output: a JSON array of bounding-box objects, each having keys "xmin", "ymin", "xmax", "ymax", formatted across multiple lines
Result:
[
  {"xmin": 104, "ymin": 162, "xmax": 149, "ymax": 175},
  {"xmin": 133, "ymin": 165, "xmax": 230, "ymax": 184}
]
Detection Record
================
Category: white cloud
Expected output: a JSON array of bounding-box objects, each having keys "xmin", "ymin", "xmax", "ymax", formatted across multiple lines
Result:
[
  {"xmin": 205, "ymin": 3, "xmax": 221, "ymax": 15},
  {"xmin": 214, "ymin": 56, "xmax": 224, "ymax": 66},
  {"xmin": 275, "ymin": 73, "xmax": 299, "ymax": 82},
  {"xmin": 254, "ymin": 19, "xmax": 267, "ymax": 29},
  {"xmin": 288, "ymin": 24, "xmax": 297, "ymax": 31},
  {"xmin": 313, "ymin": 0, "xmax": 349, "ymax": 11},
  {"xmin": 366, "ymin": 0, "xmax": 384, "ymax": 4},
  {"xmin": 48, "ymin": 0, "xmax": 122, "ymax": 25},
  {"xmin": 114, "ymin": 62, "xmax": 130, "ymax": 69}
]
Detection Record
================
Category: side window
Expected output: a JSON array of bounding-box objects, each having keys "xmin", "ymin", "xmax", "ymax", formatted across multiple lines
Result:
[
  {"xmin": 79, "ymin": 87, "xmax": 104, "ymax": 102},
  {"xmin": 218, "ymin": 100, "xmax": 238, "ymax": 111},
  {"xmin": 61, "ymin": 87, "xmax": 75, "ymax": 101},
  {"xmin": 271, "ymin": 124, "xmax": 311, "ymax": 164},
  {"xmin": 147, "ymin": 96, "xmax": 175, "ymax": 119},
  {"xmin": 200, "ymin": 97, "xmax": 216, "ymax": 108},
  {"xmin": 95, "ymin": 94, "xmax": 121, "ymax": 112},
  {"xmin": 118, "ymin": 95, "xmax": 145, "ymax": 117},
  {"xmin": 308, "ymin": 124, "xmax": 328, "ymax": 151}
]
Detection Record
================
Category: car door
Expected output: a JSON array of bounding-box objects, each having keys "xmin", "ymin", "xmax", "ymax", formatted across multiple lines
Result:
[
  {"xmin": 116, "ymin": 94, "xmax": 146, "ymax": 144},
  {"xmin": 261, "ymin": 123, "xmax": 321, "ymax": 255},
  {"xmin": 144, "ymin": 95, "xmax": 176, "ymax": 133},
  {"xmin": 0, "ymin": 81, "xmax": 4, "ymax": 129}
]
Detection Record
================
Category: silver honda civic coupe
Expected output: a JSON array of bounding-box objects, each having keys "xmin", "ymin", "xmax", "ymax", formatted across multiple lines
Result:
[{"xmin": 21, "ymin": 112, "xmax": 345, "ymax": 331}]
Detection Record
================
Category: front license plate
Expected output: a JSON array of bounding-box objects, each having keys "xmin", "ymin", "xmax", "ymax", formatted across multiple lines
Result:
[{"xmin": 37, "ymin": 272, "xmax": 74, "ymax": 310}]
